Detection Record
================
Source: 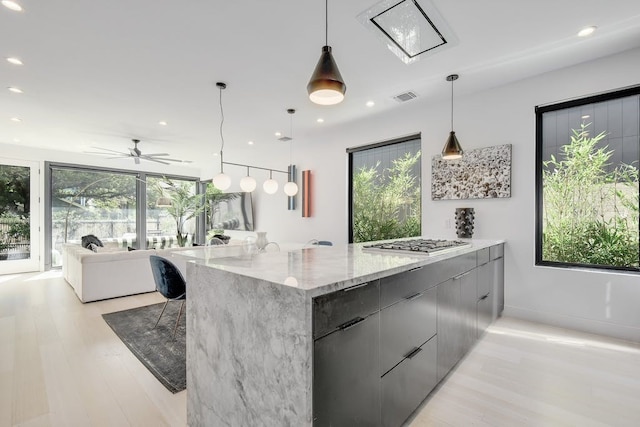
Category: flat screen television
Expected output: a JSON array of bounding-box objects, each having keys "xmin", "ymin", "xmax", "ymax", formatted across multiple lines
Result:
[{"xmin": 208, "ymin": 192, "xmax": 254, "ymax": 231}]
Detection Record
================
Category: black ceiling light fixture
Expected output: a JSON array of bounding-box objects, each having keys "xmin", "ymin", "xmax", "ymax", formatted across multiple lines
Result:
[
  {"xmin": 442, "ymin": 74, "xmax": 463, "ymax": 160},
  {"xmin": 307, "ymin": 0, "xmax": 346, "ymax": 105}
]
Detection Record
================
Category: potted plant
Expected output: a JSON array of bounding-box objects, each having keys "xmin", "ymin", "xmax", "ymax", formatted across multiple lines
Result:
[{"xmin": 156, "ymin": 178, "xmax": 205, "ymax": 247}]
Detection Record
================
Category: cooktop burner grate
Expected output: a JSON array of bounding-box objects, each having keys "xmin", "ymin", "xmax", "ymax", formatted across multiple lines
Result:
[{"xmin": 363, "ymin": 238, "xmax": 471, "ymax": 255}]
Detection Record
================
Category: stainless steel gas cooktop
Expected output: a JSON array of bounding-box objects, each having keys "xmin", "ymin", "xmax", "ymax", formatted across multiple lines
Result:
[{"xmin": 363, "ymin": 238, "xmax": 471, "ymax": 255}]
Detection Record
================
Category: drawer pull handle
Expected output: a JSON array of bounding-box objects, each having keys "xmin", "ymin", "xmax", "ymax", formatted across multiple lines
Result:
[
  {"xmin": 343, "ymin": 282, "xmax": 368, "ymax": 292},
  {"xmin": 453, "ymin": 272, "xmax": 469, "ymax": 280},
  {"xmin": 405, "ymin": 292, "xmax": 422, "ymax": 301},
  {"xmin": 338, "ymin": 317, "xmax": 365, "ymax": 331},
  {"xmin": 404, "ymin": 347, "xmax": 422, "ymax": 359},
  {"xmin": 480, "ymin": 294, "xmax": 489, "ymax": 300},
  {"xmin": 409, "ymin": 266, "xmax": 423, "ymax": 272}
]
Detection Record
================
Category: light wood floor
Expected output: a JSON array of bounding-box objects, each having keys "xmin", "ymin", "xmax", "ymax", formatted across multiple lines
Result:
[{"xmin": 1, "ymin": 271, "xmax": 639, "ymax": 427}]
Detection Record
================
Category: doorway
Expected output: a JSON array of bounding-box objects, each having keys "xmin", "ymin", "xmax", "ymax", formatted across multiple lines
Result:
[{"xmin": 0, "ymin": 158, "xmax": 40, "ymax": 274}]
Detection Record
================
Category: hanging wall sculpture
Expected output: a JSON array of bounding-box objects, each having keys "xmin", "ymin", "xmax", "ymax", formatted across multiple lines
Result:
[{"xmin": 431, "ymin": 144, "xmax": 511, "ymax": 200}]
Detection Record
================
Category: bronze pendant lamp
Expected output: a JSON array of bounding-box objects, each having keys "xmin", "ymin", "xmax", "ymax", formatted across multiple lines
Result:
[
  {"xmin": 442, "ymin": 74, "xmax": 463, "ymax": 159},
  {"xmin": 307, "ymin": 0, "xmax": 346, "ymax": 105}
]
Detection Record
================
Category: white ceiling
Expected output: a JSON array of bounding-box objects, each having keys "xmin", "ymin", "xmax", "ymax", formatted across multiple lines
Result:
[{"xmin": 2, "ymin": 0, "xmax": 640, "ymax": 171}]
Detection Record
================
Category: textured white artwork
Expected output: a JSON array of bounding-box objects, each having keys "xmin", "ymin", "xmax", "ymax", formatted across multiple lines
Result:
[{"xmin": 431, "ymin": 144, "xmax": 512, "ymax": 200}]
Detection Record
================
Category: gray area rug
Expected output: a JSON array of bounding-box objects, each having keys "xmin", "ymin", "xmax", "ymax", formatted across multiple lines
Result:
[{"xmin": 102, "ymin": 302, "xmax": 186, "ymax": 393}]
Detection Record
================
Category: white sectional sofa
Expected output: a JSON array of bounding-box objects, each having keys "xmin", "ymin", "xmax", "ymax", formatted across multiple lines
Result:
[{"xmin": 62, "ymin": 244, "xmax": 196, "ymax": 303}]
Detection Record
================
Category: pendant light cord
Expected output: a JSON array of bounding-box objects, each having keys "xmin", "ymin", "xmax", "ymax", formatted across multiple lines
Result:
[
  {"xmin": 218, "ymin": 85, "xmax": 225, "ymax": 171},
  {"xmin": 325, "ymin": 0, "xmax": 328, "ymax": 46},
  {"xmin": 289, "ymin": 113, "xmax": 294, "ymax": 164},
  {"xmin": 450, "ymin": 77, "xmax": 454, "ymax": 132}
]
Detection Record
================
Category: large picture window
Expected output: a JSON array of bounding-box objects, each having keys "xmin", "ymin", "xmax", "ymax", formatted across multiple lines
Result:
[
  {"xmin": 535, "ymin": 86, "xmax": 640, "ymax": 272},
  {"xmin": 46, "ymin": 164, "xmax": 199, "ymax": 268},
  {"xmin": 348, "ymin": 134, "xmax": 422, "ymax": 243}
]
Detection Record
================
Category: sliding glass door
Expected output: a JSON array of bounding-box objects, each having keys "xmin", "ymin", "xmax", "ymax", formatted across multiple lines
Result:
[
  {"xmin": 50, "ymin": 167, "xmax": 137, "ymax": 267},
  {"xmin": 0, "ymin": 158, "xmax": 40, "ymax": 274}
]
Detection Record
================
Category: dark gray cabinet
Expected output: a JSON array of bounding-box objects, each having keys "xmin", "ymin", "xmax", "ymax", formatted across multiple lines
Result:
[
  {"xmin": 380, "ymin": 284, "xmax": 437, "ymax": 375},
  {"xmin": 460, "ymin": 269, "xmax": 478, "ymax": 356},
  {"xmin": 381, "ymin": 336, "xmax": 437, "ymax": 427},
  {"xmin": 436, "ymin": 276, "xmax": 460, "ymax": 381},
  {"xmin": 313, "ymin": 280, "xmax": 381, "ymax": 427},
  {"xmin": 313, "ymin": 245, "xmax": 505, "ymax": 427}
]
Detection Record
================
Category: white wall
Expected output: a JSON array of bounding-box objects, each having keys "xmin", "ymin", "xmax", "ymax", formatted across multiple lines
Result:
[{"xmin": 252, "ymin": 47, "xmax": 640, "ymax": 342}]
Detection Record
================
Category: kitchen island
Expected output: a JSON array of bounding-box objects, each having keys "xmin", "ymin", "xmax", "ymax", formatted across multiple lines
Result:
[{"xmin": 182, "ymin": 239, "xmax": 504, "ymax": 426}]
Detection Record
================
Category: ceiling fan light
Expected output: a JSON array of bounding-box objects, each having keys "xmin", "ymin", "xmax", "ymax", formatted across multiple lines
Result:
[
  {"xmin": 212, "ymin": 172, "xmax": 231, "ymax": 190},
  {"xmin": 284, "ymin": 181, "xmax": 299, "ymax": 196},
  {"xmin": 442, "ymin": 131, "xmax": 463, "ymax": 159},
  {"xmin": 308, "ymin": 46, "xmax": 346, "ymax": 105},
  {"xmin": 263, "ymin": 179, "xmax": 279, "ymax": 195},
  {"xmin": 240, "ymin": 175, "xmax": 257, "ymax": 192}
]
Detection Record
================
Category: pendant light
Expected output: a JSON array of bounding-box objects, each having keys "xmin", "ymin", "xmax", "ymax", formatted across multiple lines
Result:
[
  {"xmin": 240, "ymin": 166, "xmax": 257, "ymax": 192},
  {"xmin": 212, "ymin": 82, "xmax": 231, "ymax": 190},
  {"xmin": 283, "ymin": 108, "xmax": 299, "ymax": 197},
  {"xmin": 307, "ymin": 0, "xmax": 346, "ymax": 105},
  {"xmin": 263, "ymin": 170, "xmax": 279, "ymax": 195},
  {"xmin": 442, "ymin": 74, "xmax": 463, "ymax": 160}
]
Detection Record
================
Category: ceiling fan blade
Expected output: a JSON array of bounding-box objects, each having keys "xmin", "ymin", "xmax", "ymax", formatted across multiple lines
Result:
[
  {"xmin": 89, "ymin": 147, "xmax": 128, "ymax": 155},
  {"xmin": 144, "ymin": 153, "xmax": 171, "ymax": 157},
  {"xmin": 105, "ymin": 155, "xmax": 132, "ymax": 159},
  {"xmin": 142, "ymin": 157, "xmax": 170, "ymax": 165}
]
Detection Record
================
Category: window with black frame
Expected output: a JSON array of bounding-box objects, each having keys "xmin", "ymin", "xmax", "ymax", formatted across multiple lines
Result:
[
  {"xmin": 535, "ymin": 86, "xmax": 640, "ymax": 271},
  {"xmin": 348, "ymin": 134, "xmax": 422, "ymax": 243}
]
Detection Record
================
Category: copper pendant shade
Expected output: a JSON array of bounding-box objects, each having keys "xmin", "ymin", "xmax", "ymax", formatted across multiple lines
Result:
[
  {"xmin": 307, "ymin": 0, "xmax": 346, "ymax": 105},
  {"xmin": 442, "ymin": 74, "xmax": 463, "ymax": 159}
]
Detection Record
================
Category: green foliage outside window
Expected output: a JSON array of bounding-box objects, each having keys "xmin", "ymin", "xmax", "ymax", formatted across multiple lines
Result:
[
  {"xmin": 353, "ymin": 151, "xmax": 421, "ymax": 243},
  {"xmin": 542, "ymin": 123, "xmax": 639, "ymax": 268}
]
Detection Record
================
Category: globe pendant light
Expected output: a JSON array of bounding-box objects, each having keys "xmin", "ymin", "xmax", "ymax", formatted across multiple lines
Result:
[
  {"xmin": 240, "ymin": 167, "xmax": 257, "ymax": 192},
  {"xmin": 213, "ymin": 82, "xmax": 231, "ymax": 189},
  {"xmin": 284, "ymin": 108, "xmax": 299, "ymax": 196},
  {"xmin": 442, "ymin": 74, "xmax": 463, "ymax": 160},
  {"xmin": 307, "ymin": 0, "xmax": 346, "ymax": 105},
  {"xmin": 263, "ymin": 170, "xmax": 279, "ymax": 195}
]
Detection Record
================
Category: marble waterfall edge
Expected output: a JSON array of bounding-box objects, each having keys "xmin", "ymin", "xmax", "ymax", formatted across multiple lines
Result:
[{"xmin": 186, "ymin": 262, "xmax": 313, "ymax": 426}]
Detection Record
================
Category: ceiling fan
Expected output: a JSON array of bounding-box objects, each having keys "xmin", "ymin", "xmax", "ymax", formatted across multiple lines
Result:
[{"xmin": 87, "ymin": 139, "xmax": 186, "ymax": 165}]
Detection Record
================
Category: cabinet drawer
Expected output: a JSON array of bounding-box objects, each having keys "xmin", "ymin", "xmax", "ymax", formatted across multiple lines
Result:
[
  {"xmin": 476, "ymin": 248, "xmax": 490, "ymax": 265},
  {"xmin": 313, "ymin": 280, "xmax": 380, "ymax": 339},
  {"xmin": 380, "ymin": 265, "xmax": 435, "ymax": 309},
  {"xmin": 490, "ymin": 244, "xmax": 504, "ymax": 260},
  {"xmin": 381, "ymin": 336, "xmax": 437, "ymax": 427},
  {"xmin": 380, "ymin": 286, "xmax": 436, "ymax": 375},
  {"xmin": 477, "ymin": 262, "xmax": 492, "ymax": 299},
  {"xmin": 313, "ymin": 313, "xmax": 380, "ymax": 426}
]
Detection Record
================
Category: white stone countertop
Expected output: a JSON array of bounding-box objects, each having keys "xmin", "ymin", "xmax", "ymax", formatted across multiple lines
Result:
[{"xmin": 175, "ymin": 238, "xmax": 504, "ymax": 297}]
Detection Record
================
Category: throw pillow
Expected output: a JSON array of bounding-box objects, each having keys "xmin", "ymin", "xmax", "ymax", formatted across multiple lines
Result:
[
  {"xmin": 87, "ymin": 243, "xmax": 99, "ymax": 253},
  {"xmin": 81, "ymin": 234, "xmax": 104, "ymax": 249}
]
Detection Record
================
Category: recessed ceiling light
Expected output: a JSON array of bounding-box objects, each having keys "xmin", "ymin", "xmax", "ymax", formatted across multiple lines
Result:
[
  {"xmin": 6, "ymin": 57, "xmax": 23, "ymax": 65},
  {"xmin": 2, "ymin": 1, "xmax": 22, "ymax": 11},
  {"xmin": 158, "ymin": 121, "xmax": 168, "ymax": 126},
  {"xmin": 581, "ymin": 114, "xmax": 590, "ymax": 119},
  {"xmin": 213, "ymin": 152, "xmax": 219, "ymax": 157},
  {"xmin": 248, "ymin": 141, "xmax": 254, "ymax": 145},
  {"xmin": 8, "ymin": 87, "xmax": 23, "ymax": 94},
  {"xmin": 275, "ymin": 132, "xmax": 282, "ymax": 137},
  {"xmin": 578, "ymin": 26, "xmax": 597, "ymax": 37},
  {"xmin": 10, "ymin": 117, "xmax": 21, "ymax": 122},
  {"xmin": 13, "ymin": 138, "xmax": 20, "ymax": 142},
  {"xmin": 366, "ymin": 100, "xmax": 375, "ymax": 107},
  {"xmin": 317, "ymin": 118, "xmax": 324, "ymax": 123}
]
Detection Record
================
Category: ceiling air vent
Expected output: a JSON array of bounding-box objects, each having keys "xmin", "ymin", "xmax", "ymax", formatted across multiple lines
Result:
[{"xmin": 393, "ymin": 91, "xmax": 418, "ymax": 102}]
